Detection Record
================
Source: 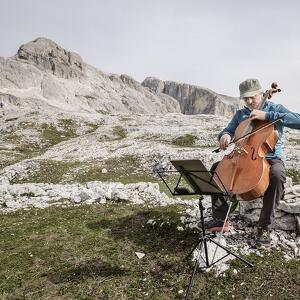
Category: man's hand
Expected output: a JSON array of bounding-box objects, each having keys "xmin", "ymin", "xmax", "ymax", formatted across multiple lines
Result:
[
  {"xmin": 219, "ymin": 133, "xmax": 231, "ymax": 150},
  {"xmin": 250, "ymin": 110, "xmax": 266, "ymax": 120}
]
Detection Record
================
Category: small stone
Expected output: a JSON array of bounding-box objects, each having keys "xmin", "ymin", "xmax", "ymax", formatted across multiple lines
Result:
[
  {"xmin": 135, "ymin": 252, "xmax": 145, "ymax": 259},
  {"xmin": 99, "ymin": 198, "xmax": 106, "ymax": 204}
]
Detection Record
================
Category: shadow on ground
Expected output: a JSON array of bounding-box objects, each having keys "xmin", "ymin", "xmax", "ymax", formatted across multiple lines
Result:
[{"xmin": 86, "ymin": 208, "xmax": 199, "ymax": 257}]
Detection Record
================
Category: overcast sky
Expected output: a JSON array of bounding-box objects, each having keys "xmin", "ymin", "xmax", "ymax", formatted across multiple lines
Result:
[{"xmin": 1, "ymin": 0, "xmax": 300, "ymax": 111}]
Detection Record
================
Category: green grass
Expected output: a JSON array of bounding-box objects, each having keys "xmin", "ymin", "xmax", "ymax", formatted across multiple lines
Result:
[
  {"xmin": 0, "ymin": 203, "xmax": 299, "ymax": 299},
  {"xmin": 1, "ymin": 133, "xmax": 44, "ymax": 170},
  {"xmin": 10, "ymin": 160, "xmax": 79, "ymax": 184},
  {"xmin": 172, "ymin": 134, "xmax": 198, "ymax": 147},
  {"xmin": 41, "ymin": 119, "xmax": 78, "ymax": 146},
  {"xmin": 1, "ymin": 119, "xmax": 80, "ymax": 170},
  {"xmin": 85, "ymin": 122, "xmax": 100, "ymax": 134},
  {"xmin": 75, "ymin": 155, "xmax": 151, "ymax": 184},
  {"xmin": 0, "ymin": 152, "xmax": 25, "ymax": 171},
  {"xmin": 112, "ymin": 125, "xmax": 128, "ymax": 139},
  {"xmin": 286, "ymin": 169, "xmax": 300, "ymax": 184}
]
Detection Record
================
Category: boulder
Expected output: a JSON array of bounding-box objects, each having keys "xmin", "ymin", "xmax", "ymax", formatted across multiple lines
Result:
[{"xmin": 278, "ymin": 198, "xmax": 300, "ymax": 214}]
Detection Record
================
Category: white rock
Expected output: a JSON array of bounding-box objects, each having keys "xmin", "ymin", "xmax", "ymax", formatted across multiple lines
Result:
[
  {"xmin": 274, "ymin": 214, "xmax": 296, "ymax": 231},
  {"xmin": 135, "ymin": 252, "xmax": 145, "ymax": 259},
  {"xmin": 105, "ymin": 188, "xmax": 112, "ymax": 200},
  {"xmin": 112, "ymin": 190, "xmax": 129, "ymax": 201},
  {"xmin": 278, "ymin": 199, "xmax": 300, "ymax": 214}
]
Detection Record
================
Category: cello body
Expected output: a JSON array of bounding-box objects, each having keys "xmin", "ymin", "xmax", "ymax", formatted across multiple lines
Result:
[{"xmin": 213, "ymin": 118, "xmax": 278, "ymax": 201}]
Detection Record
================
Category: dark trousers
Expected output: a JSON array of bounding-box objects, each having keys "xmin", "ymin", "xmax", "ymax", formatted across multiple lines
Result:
[{"xmin": 210, "ymin": 158, "xmax": 286, "ymax": 229}]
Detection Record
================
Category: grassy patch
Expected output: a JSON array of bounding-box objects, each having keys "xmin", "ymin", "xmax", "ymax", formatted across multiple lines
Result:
[
  {"xmin": 0, "ymin": 204, "xmax": 299, "ymax": 299},
  {"xmin": 3, "ymin": 134, "xmax": 42, "ymax": 157},
  {"xmin": 41, "ymin": 123, "xmax": 65, "ymax": 145},
  {"xmin": 75, "ymin": 155, "xmax": 154, "ymax": 184},
  {"xmin": 172, "ymin": 134, "xmax": 198, "ymax": 147},
  {"xmin": 74, "ymin": 156, "xmax": 194, "ymax": 199},
  {"xmin": 14, "ymin": 143, "xmax": 42, "ymax": 157},
  {"xmin": 286, "ymin": 169, "xmax": 300, "ymax": 184},
  {"xmin": 41, "ymin": 119, "xmax": 77, "ymax": 146},
  {"xmin": 1, "ymin": 134, "xmax": 44, "ymax": 169},
  {"xmin": 113, "ymin": 125, "xmax": 128, "ymax": 139},
  {"xmin": 0, "ymin": 156, "xmax": 24, "ymax": 171},
  {"xmin": 10, "ymin": 160, "xmax": 79, "ymax": 184},
  {"xmin": 85, "ymin": 122, "xmax": 100, "ymax": 134}
]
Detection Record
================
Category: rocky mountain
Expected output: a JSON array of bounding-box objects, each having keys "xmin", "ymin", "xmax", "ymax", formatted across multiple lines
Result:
[
  {"xmin": 142, "ymin": 77, "xmax": 239, "ymax": 116},
  {"xmin": 0, "ymin": 37, "xmax": 238, "ymax": 116},
  {"xmin": 0, "ymin": 38, "xmax": 180, "ymax": 115}
]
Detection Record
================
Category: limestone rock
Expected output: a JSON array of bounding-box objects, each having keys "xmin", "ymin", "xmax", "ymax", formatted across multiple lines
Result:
[
  {"xmin": 142, "ymin": 77, "xmax": 165, "ymax": 94},
  {"xmin": 16, "ymin": 37, "xmax": 85, "ymax": 79},
  {"xmin": 278, "ymin": 198, "xmax": 300, "ymax": 214},
  {"xmin": 142, "ymin": 76, "xmax": 239, "ymax": 117},
  {"xmin": 274, "ymin": 214, "xmax": 296, "ymax": 231}
]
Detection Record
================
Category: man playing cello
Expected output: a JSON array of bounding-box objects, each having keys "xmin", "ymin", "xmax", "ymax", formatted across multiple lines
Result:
[{"xmin": 206, "ymin": 78, "xmax": 300, "ymax": 247}]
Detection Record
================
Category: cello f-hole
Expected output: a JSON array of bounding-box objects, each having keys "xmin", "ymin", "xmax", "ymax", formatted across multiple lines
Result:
[{"xmin": 251, "ymin": 147, "xmax": 257, "ymax": 160}]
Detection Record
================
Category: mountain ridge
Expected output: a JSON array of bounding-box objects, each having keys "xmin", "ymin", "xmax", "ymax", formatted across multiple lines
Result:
[{"xmin": 0, "ymin": 37, "xmax": 238, "ymax": 116}]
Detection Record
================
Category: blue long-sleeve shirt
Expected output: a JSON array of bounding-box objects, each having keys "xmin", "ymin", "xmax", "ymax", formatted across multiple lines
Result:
[{"xmin": 218, "ymin": 101, "xmax": 300, "ymax": 160}]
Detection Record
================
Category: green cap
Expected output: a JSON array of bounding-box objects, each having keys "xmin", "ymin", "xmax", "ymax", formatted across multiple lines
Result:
[{"xmin": 239, "ymin": 78, "xmax": 263, "ymax": 99}]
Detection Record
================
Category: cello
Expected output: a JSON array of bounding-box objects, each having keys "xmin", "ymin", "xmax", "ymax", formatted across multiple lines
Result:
[{"xmin": 213, "ymin": 83, "xmax": 282, "ymax": 201}]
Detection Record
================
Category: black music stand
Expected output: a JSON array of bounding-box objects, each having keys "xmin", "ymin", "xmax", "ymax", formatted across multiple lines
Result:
[{"xmin": 157, "ymin": 159, "xmax": 253, "ymax": 300}]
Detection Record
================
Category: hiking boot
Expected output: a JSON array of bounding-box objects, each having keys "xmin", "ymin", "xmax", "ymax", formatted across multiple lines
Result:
[
  {"xmin": 256, "ymin": 227, "xmax": 271, "ymax": 248},
  {"xmin": 203, "ymin": 218, "xmax": 231, "ymax": 233}
]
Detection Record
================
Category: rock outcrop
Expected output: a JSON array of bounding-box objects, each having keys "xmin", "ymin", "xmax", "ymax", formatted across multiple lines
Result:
[
  {"xmin": 239, "ymin": 178, "xmax": 300, "ymax": 231},
  {"xmin": 142, "ymin": 77, "xmax": 239, "ymax": 117},
  {"xmin": 16, "ymin": 37, "xmax": 85, "ymax": 79}
]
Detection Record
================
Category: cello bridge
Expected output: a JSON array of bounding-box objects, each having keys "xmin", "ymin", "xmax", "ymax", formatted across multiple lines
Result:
[{"xmin": 230, "ymin": 146, "xmax": 249, "ymax": 157}]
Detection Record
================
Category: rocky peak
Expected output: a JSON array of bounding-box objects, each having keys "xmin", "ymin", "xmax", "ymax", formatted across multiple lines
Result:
[
  {"xmin": 15, "ymin": 37, "xmax": 85, "ymax": 79},
  {"xmin": 142, "ymin": 77, "xmax": 239, "ymax": 117}
]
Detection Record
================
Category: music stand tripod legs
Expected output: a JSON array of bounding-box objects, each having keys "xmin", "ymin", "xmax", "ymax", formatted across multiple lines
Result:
[{"xmin": 184, "ymin": 196, "xmax": 253, "ymax": 300}]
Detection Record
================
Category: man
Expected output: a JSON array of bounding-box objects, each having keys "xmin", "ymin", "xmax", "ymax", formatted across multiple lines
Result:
[{"xmin": 206, "ymin": 78, "xmax": 300, "ymax": 246}]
